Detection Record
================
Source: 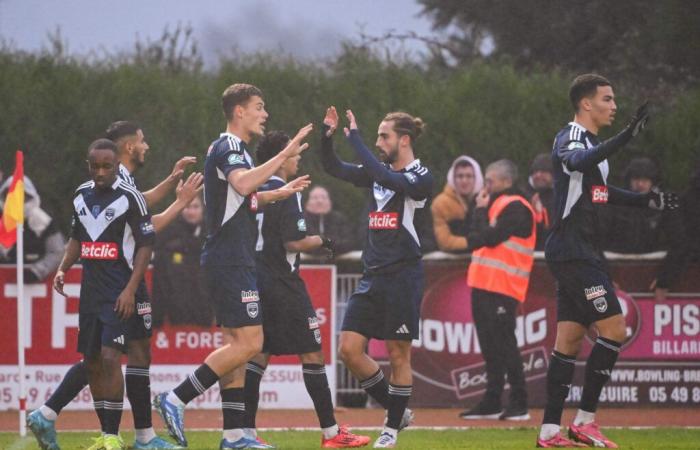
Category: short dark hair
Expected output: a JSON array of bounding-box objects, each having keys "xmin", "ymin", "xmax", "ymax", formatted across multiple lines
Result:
[
  {"xmin": 569, "ymin": 74, "xmax": 612, "ymax": 111},
  {"xmin": 222, "ymin": 83, "xmax": 263, "ymax": 121},
  {"xmin": 383, "ymin": 111, "xmax": 425, "ymax": 142},
  {"xmin": 105, "ymin": 121, "xmax": 141, "ymax": 142},
  {"xmin": 87, "ymin": 138, "xmax": 117, "ymax": 157},
  {"xmin": 454, "ymin": 160, "xmax": 474, "ymax": 171},
  {"xmin": 256, "ymin": 131, "xmax": 290, "ymax": 164}
]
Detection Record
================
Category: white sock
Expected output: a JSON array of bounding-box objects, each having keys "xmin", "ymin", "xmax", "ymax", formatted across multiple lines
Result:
[
  {"xmin": 166, "ymin": 391, "xmax": 185, "ymax": 407},
  {"xmin": 539, "ymin": 424, "xmax": 560, "ymax": 440},
  {"xmin": 223, "ymin": 428, "xmax": 246, "ymax": 442},
  {"xmin": 322, "ymin": 424, "xmax": 339, "ymax": 439},
  {"xmin": 243, "ymin": 428, "xmax": 257, "ymax": 438},
  {"xmin": 574, "ymin": 409, "xmax": 596, "ymax": 426},
  {"xmin": 39, "ymin": 405, "xmax": 57, "ymax": 421},
  {"xmin": 380, "ymin": 427, "xmax": 397, "ymax": 439},
  {"xmin": 135, "ymin": 427, "xmax": 157, "ymax": 444}
]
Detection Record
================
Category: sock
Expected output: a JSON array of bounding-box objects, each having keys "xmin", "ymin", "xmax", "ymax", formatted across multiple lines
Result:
[
  {"xmin": 539, "ymin": 423, "xmax": 561, "ymax": 440},
  {"xmin": 39, "ymin": 405, "xmax": 57, "ymax": 421},
  {"xmin": 322, "ymin": 424, "xmax": 340, "ymax": 440},
  {"xmin": 134, "ymin": 427, "xmax": 157, "ymax": 444},
  {"xmin": 386, "ymin": 384, "xmax": 411, "ymax": 430},
  {"xmin": 360, "ymin": 370, "xmax": 390, "ymax": 409},
  {"xmin": 380, "ymin": 427, "xmax": 397, "ymax": 439},
  {"xmin": 46, "ymin": 361, "xmax": 88, "ymax": 414},
  {"xmin": 125, "ymin": 366, "xmax": 152, "ymax": 434},
  {"xmin": 173, "ymin": 364, "xmax": 219, "ymax": 404},
  {"xmin": 223, "ymin": 429, "xmax": 245, "ymax": 442},
  {"xmin": 102, "ymin": 399, "xmax": 123, "ymax": 435},
  {"xmin": 574, "ymin": 409, "xmax": 596, "ymax": 426},
  {"xmin": 579, "ymin": 337, "xmax": 621, "ymax": 414},
  {"xmin": 93, "ymin": 399, "xmax": 105, "ymax": 433},
  {"xmin": 302, "ymin": 364, "xmax": 337, "ymax": 431},
  {"xmin": 542, "ymin": 351, "xmax": 576, "ymax": 426},
  {"xmin": 243, "ymin": 362, "xmax": 265, "ymax": 429},
  {"xmin": 221, "ymin": 388, "xmax": 246, "ymax": 432}
]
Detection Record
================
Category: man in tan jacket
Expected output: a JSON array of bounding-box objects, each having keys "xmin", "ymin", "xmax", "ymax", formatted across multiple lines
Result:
[{"xmin": 431, "ymin": 155, "xmax": 483, "ymax": 252}]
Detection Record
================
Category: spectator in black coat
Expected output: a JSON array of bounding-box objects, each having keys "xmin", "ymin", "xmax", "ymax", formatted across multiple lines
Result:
[{"xmin": 523, "ymin": 153, "xmax": 556, "ymax": 250}]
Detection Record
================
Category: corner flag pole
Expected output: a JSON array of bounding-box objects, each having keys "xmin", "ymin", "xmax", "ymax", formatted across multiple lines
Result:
[{"xmin": 17, "ymin": 220, "xmax": 26, "ymax": 436}]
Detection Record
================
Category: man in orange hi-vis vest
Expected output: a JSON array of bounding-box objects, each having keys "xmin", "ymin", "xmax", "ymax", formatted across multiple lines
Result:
[{"xmin": 459, "ymin": 159, "xmax": 536, "ymax": 423}]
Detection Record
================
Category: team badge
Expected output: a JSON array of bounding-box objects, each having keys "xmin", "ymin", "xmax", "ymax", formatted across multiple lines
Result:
[
  {"xmin": 105, "ymin": 208, "xmax": 115, "ymax": 221},
  {"xmin": 143, "ymin": 314, "xmax": 152, "ymax": 330},
  {"xmin": 314, "ymin": 329, "xmax": 322, "ymax": 344},
  {"xmin": 593, "ymin": 297, "xmax": 608, "ymax": 313},
  {"xmin": 92, "ymin": 205, "xmax": 101, "ymax": 217},
  {"xmin": 297, "ymin": 219, "xmax": 307, "ymax": 232},
  {"xmin": 246, "ymin": 302, "xmax": 259, "ymax": 318}
]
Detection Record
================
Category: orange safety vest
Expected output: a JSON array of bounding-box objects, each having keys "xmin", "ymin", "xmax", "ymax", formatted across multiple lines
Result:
[{"xmin": 467, "ymin": 194, "xmax": 536, "ymax": 302}]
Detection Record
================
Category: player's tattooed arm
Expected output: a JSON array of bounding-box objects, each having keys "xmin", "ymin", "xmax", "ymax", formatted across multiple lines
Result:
[
  {"xmin": 115, "ymin": 244, "xmax": 152, "ymax": 320},
  {"xmin": 53, "ymin": 238, "xmax": 81, "ymax": 297},
  {"xmin": 142, "ymin": 156, "xmax": 197, "ymax": 208}
]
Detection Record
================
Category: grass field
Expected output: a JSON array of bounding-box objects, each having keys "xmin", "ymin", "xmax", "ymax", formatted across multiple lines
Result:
[{"xmin": 3, "ymin": 428, "xmax": 700, "ymax": 450}]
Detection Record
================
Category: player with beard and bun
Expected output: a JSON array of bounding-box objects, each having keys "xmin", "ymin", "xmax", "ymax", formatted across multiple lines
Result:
[
  {"xmin": 155, "ymin": 83, "xmax": 313, "ymax": 449},
  {"xmin": 320, "ymin": 107, "xmax": 433, "ymax": 448},
  {"xmin": 239, "ymin": 130, "xmax": 370, "ymax": 448},
  {"xmin": 537, "ymin": 74, "xmax": 679, "ymax": 448}
]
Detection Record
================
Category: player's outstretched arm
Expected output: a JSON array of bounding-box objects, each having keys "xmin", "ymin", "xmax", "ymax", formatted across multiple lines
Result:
[
  {"xmin": 284, "ymin": 235, "xmax": 334, "ymax": 256},
  {"xmin": 344, "ymin": 109, "xmax": 432, "ymax": 200},
  {"xmin": 229, "ymin": 124, "xmax": 313, "ymax": 196},
  {"xmin": 319, "ymin": 106, "xmax": 373, "ymax": 187},
  {"xmin": 560, "ymin": 102, "xmax": 650, "ymax": 172},
  {"xmin": 115, "ymin": 244, "xmax": 152, "ymax": 320},
  {"xmin": 142, "ymin": 156, "xmax": 197, "ymax": 208},
  {"xmin": 53, "ymin": 238, "xmax": 81, "ymax": 297},
  {"xmin": 151, "ymin": 172, "xmax": 204, "ymax": 233},
  {"xmin": 257, "ymin": 175, "xmax": 312, "ymax": 206}
]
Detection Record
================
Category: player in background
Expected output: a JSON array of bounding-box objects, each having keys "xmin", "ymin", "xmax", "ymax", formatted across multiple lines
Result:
[
  {"xmin": 240, "ymin": 131, "xmax": 370, "ymax": 448},
  {"xmin": 28, "ymin": 122, "xmax": 201, "ymax": 450},
  {"xmin": 536, "ymin": 74, "xmax": 679, "ymax": 448},
  {"xmin": 53, "ymin": 139, "xmax": 154, "ymax": 450},
  {"xmin": 321, "ymin": 107, "xmax": 433, "ymax": 448},
  {"xmin": 154, "ymin": 83, "xmax": 312, "ymax": 449}
]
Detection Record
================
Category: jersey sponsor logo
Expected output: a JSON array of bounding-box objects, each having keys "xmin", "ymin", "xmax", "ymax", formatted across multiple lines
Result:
[
  {"xmin": 137, "ymin": 302, "xmax": 152, "ymax": 315},
  {"xmin": 308, "ymin": 317, "xmax": 319, "ymax": 330},
  {"xmin": 585, "ymin": 285, "xmax": 608, "ymax": 300},
  {"xmin": 105, "ymin": 207, "xmax": 115, "ymax": 221},
  {"xmin": 241, "ymin": 290, "xmax": 260, "ymax": 303},
  {"xmin": 567, "ymin": 141, "xmax": 586, "ymax": 150},
  {"xmin": 297, "ymin": 219, "xmax": 307, "ymax": 232},
  {"xmin": 368, "ymin": 211, "xmax": 399, "ymax": 229},
  {"xmin": 227, "ymin": 153, "xmax": 244, "ymax": 165},
  {"xmin": 314, "ymin": 328, "xmax": 322, "ymax": 344},
  {"xmin": 593, "ymin": 297, "xmax": 608, "ymax": 313},
  {"xmin": 404, "ymin": 172, "xmax": 418, "ymax": 184},
  {"xmin": 81, "ymin": 242, "xmax": 119, "ymax": 260},
  {"xmin": 591, "ymin": 185, "xmax": 609, "ymax": 203},
  {"xmin": 246, "ymin": 302, "xmax": 259, "ymax": 318},
  {"xmin": 140, "ymin": 221, "xmax": 155, "ymax": 235},
  {"xmin": 249, "ymin": 192, "xmax": 258, "ymax": 212}
]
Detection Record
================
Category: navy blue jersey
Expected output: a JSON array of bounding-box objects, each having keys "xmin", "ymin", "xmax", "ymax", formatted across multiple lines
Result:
[
  {"xmin": 320, "ymin": 127, "xmax": 434, "ymax": 272},
  {"xmin": 118, "ymin": 164, "xmax": 136, "ymax": 187},
  {"xmin": 71, "ymin": 178, "xmax": 154, "ymax": 313},
  {"xmin": 255, "ymin": 177, "xmax": 306, "ymax": 276},
  {"xmin": 546, "ymin": 122, "xmax": 647, "ymax": 262},
  {"xmin": 201, "ymin": 132, "xmax": 258, "ymax": 267}
]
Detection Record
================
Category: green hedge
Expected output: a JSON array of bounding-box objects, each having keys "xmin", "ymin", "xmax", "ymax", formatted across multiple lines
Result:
[{"xmin": 1, "ymin": 49, "xmax": 698, "ymax": 232}]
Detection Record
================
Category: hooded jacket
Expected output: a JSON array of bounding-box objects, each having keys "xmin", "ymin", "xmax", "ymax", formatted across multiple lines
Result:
[{"xmin": 431, "ymin": 156, "xmax": 483, "ymax": 252}]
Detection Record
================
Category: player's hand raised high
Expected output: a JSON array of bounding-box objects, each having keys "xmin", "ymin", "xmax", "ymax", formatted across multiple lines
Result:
[
  {"xmin": 324, "ymin": 106, "xmax": 339, "ymax": 137},
  {"xmin": 343, "ymin": 109, "xmax": 358, "ymax": 136},
  {"xmin": 176, "ymin": 172, "xmax": 204, "ymax": 205},
  {"xmin": 275, "ymin": 174, "xmax": 312, "ymax": 200},
  {"xmin": 627, "ymin": 101, "xmax": 650, "ymax": 137},
  {"xmin": 280, "ymin": 124, "xmax": 314, "ymax": 158},
  {"xmin": 169, "ymin": 156, "xmax": 197, "ymax": 181}
]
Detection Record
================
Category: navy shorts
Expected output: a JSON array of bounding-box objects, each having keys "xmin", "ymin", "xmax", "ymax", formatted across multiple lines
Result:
[
  {"xmin": 205, "ymin": 265, "xmax": 262, "ymax": 328},
  {"xmin": 77, "ymin": 300, "xmax": 152, "ymax": 358},
  {"xmin": 259, "ymin": 272, "xmax": 322, "ymax": 356},
  {"xmin": 341, "ymin": 262, "xmax": 424, "ymax": 341},
  {"xmin": 547, "ymin": 259, "xmax": 622, "ymax": 327}
]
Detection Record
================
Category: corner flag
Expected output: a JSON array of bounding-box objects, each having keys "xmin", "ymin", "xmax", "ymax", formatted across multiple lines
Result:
[{"xmin": 0, "ymin": 150, "xmax": 24, "ymax": 248}]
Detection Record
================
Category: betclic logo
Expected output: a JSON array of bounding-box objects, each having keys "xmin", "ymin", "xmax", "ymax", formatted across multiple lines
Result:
[
  {"xmin": 81, "ymin": 242, "xmax": 118, "ymax": 260},
  {"xmin": 368, "ymin": 212, "xmax": 399, "ymax": 229}
]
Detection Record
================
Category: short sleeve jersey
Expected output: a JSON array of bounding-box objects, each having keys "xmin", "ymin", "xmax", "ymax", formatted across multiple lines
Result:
[
  {"xmin": 201, "ymin": 132, "xmax": 258, "ymax": 267},
  {"xmin": 71, "ymin": 178, "xmax": 154, "ymax": 313},
  {"xmin": 363, "ymin": 159, "xmax": 433, "ymax": 272},
  {"xmin": 255, "ymin": 177, "xmax": 306, "ymax": 276},
  {"xmin": 546, "ymin": 122, "xmax": 609, "ymax": 262}
]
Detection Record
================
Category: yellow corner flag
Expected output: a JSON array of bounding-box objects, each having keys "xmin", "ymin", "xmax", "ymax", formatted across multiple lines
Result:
[{"xmin": 0, "ymin": 150, "xmax": 24, "ymax": 248}]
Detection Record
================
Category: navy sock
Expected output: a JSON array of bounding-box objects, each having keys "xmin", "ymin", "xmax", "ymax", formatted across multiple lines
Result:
[
  {"xmin": 125, "ymin": 366, "xmax": 152, "ymax": 429},
  {"xmin": 580, "ymin": 337, "xmax": 621, "ymax": 413},
  {"xmin": 46, "ymin": 361, "xmax": 88, "ymax": 414},
  {"xmin": 302, "ymin": 364, "xmax": 336, "ymax": 429},
  {"xmin": 542, "ymin": 351, "xmax": 576, "ymax": 425},
  {"xmin": 173, "ymin": 364, "xmax": 219, "ymax": 404},
  {"xmin": 386, "ymin": 384, "xmax": 411, "ymax": 429},
  {"xmin": 102, "ymin": 399, "xmax": 123, "ymax": 435},
  {"xmin": 93, "ymin": 399, "xmax": 105, "ymax": 433},
  {"xmin": 243, "ymin": 362, "xmax": 265, "ymax": 429},
  {"xmin": 221, "ymin": 388, "xmax": 246, "ymax": 430},
  {"xmin": 360, "ymin": 370, "xmax": 390, "ymax": 409}
]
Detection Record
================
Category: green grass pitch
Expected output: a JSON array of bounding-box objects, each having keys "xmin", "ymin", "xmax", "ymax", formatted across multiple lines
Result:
[{"xmin": 3, "ymin": 428, "xmax": 700, "ymax": 449}]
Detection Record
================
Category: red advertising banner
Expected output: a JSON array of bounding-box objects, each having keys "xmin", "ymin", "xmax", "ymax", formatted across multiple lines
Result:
[{"xmin": 0, "ymin": 265, "xmax": 336, "ymax": 410}]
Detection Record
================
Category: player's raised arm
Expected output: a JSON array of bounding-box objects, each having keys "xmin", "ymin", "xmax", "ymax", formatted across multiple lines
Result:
[
  {"xmin": 151, "ymin": 172, "xmax": 204, "ymax": 233},
  {"xmin": 142, "ymin": 156, "xmax": 197, "ymax": 207},
  {"xmin": 319, "ymin": 106, "xmax": 373, "ymax": 187}
]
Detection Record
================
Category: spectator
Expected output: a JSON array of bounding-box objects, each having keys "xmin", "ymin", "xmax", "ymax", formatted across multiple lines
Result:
[
  {"xmin": 601, "ymin": 157, "xmax": 686, "ymax": 300},
  {"xmin": 151, "ymin": 194, "xmax": 214, "ymax": 327},
  {"xmin": 524, "ymin": 153, "xmax": 555, "ymax": 250},
  {"xmin": 431, "ymin": 156, "xmax": 483, "ymax": 252},
  {"xmin": 304, "ymin": 185, "xmax": 358, "ymax": 256},
  {"xmin": 0, "ymin": 175, "xmax": 65, "ymax": 282}
]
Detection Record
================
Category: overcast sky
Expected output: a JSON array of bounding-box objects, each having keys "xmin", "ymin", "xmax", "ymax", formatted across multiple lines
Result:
[{"xmin": 0, "ymin": 0, "xmax": 437, "ymax": 65}]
